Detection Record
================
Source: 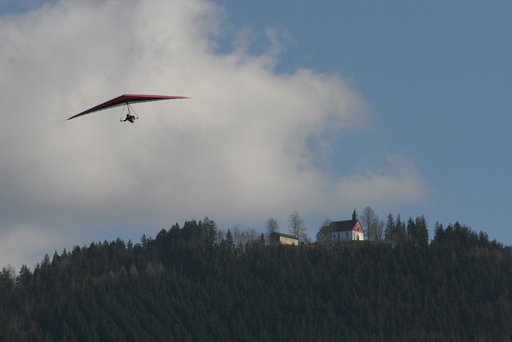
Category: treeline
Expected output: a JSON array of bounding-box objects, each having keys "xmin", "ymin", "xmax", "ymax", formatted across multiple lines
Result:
[{"xmin": 1, "ymin": 218, "xmax": 512, "ymax": 340}]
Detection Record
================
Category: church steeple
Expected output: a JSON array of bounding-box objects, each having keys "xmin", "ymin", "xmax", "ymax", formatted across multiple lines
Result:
[{"xmin": 352, "ymin": 209, "xmax": 358, "ymax": 222}]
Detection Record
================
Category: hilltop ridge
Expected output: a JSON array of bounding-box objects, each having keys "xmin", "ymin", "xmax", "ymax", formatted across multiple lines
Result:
[{"xmin": 1, "ymin": 218, "xmax": 511, "ymax": 340}]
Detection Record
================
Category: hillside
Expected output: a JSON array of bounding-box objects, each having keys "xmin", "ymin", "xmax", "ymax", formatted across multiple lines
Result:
[{"xmin": 1, "ymin": 219, "xmax": 512, "ymax": 341}]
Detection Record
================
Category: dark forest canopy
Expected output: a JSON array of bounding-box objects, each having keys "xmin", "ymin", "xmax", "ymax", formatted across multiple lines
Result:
[{"xmin": 1, "ymin": 217, "xmax": 512, "ymax": 341}]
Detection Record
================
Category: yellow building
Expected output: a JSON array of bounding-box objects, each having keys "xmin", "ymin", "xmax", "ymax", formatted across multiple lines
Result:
[{"xmin": 269, "ymin": 232, "xmax": 299, "ymax": 246}]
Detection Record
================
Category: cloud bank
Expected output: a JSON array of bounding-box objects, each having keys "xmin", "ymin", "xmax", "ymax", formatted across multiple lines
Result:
[{"xmin": 0, "ymin": 0, "xmax": 425, "ymax": 268}]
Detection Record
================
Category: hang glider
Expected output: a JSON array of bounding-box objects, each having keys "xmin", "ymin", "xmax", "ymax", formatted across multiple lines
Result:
[{"xmin": 67, "ymin": 94, "xmax": 188, "ymax": 122}]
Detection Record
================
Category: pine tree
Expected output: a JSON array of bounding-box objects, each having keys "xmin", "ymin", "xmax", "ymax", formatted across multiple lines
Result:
[{"xmin": 384, "ymin": 213, "xmax": 395, "ymax": 244}]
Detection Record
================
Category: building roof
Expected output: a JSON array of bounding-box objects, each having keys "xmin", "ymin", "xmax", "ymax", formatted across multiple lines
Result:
[
  {"xmin": 330, "ymin": 219, "xmax": 357, "ymax": 232},
  {"xmin": 269, "ymin": 232, "xmax": 298, "ymax": 240}
]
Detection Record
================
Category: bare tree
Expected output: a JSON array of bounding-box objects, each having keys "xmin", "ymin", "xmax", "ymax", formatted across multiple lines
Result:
[
  {"xmin": 232, "ymin": 226, "xmax": 259, "ymax": 247},
  {"xmin": 320, "ymin": 218, "xmax": 332, "ymax": 228},
  {"xmin": 316, "ymin": 218, "xmax": 332, "ymax": 242},
  {"xmin": 288, "ymin": 210, "xmax": 307, "ymax": 240},
  {"xmin": 265, "ymin": 217, "xmax": 280, "ymax": 236},
  {"xmin": 360, "ymin": 206, "xmax": 384, "ymax": 241}
]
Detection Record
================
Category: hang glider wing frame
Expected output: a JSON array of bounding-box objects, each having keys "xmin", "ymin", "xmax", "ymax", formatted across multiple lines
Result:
[{"xmin": 67, "ymin": 94, "xmax": 188, "ymax": 120}]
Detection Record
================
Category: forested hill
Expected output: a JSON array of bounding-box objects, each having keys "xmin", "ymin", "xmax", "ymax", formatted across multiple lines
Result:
[{"xmin": 1, "ymin": 219, "xmax": 512, "ymax": 341}]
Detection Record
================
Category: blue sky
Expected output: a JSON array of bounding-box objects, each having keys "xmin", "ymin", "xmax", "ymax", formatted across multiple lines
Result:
[
  {"xmin": 219, "ymin": 0, "xmax": 512, "ymax": 240},
  {"xmin": 0, "ymin": 0, "xmax": 511, "ymax": 268}
]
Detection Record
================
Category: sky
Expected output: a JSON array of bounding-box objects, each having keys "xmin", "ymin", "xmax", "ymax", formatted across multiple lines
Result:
[{"xmin": 1, "ymin": 0, "xmax": 511, "ymax": 269}]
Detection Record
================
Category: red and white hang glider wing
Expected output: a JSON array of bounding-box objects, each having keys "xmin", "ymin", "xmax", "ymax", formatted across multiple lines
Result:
[{"xmin": 67, "ymin": 94, "xmax": 188, "ymax": 120}]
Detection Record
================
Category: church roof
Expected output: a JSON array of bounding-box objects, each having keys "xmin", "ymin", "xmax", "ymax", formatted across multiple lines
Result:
[{"xmin": 330, "ymin": 219, "xmax": 358, "ymax": 232}]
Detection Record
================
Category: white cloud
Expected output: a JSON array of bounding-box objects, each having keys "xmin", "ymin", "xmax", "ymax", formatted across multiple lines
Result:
[
  {"xmin": 0, "ymin": 225, "xmax": 64, "ymax": 269},
  {"xmin": 332, "ymin": 155, "xmax": 427, "ymax": 211},
  {"xmin": 0, "ymin": 0, "xmax": 426, "ymax": 268}
]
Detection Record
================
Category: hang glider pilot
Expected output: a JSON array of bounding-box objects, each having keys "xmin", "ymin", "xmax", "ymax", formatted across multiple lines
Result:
[{"xmin": 121, "ymin": 113, "xmax": 136, "ymax": 123}]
